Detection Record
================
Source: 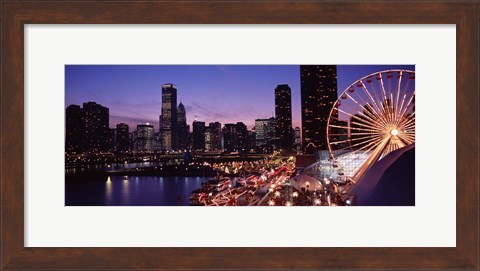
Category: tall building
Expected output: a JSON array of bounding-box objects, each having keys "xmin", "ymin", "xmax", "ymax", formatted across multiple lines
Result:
[
  {"xmin": 161, "ymin": 83, "xmax": 178, "ymax": 150},
  {"xmin": 247, "ymin": 130, "xmax": 256, "ymax": 152},
  {"xmin": 135, "ymin": 124, "xmax": 154, "ymax": 152},
  {"xmin": 254, "ymin": 117, "xmax": 275, "ymax": 153},
  {"xmin": 65, "ymin": 104, "xmax": 83, "ymax": 153},
  {"xmin": 222, "ymin": 123, "xmax": 236, "ymax": 153},
  {"xmin": 82, "ymin": 101, "xmax": 110, "ymax": 153},
  {"xmin": 274, "ymin": 84, "xmax": 293, "ymax": 153},
  {"xmin": 153, "ymin": 132, "xmax": 162, "ymax": 151},
  {"xmin": 294, "ymin": 127, "xmax": 301, "ymax": 151},
  {"xmin": 116, "ymin": 123, "xmax": 130, "ymax": 152},
  {"xmin": 177, "ymin": 102, "xmax": 190, "ymax": 150},
  {"xmin": 300, "ymin": 65, "xmax": 338, "ymax": 152},
  {"xmin": 205, "ymin": 122, "xmax": 221, "ymax": 151},
  {"xmin": 192, "ymin": 121, "xmax": 205, "ymax": 151},
  {"xmin": 235, "ymin": 122, "xmax": 248, "ymax": 152}
]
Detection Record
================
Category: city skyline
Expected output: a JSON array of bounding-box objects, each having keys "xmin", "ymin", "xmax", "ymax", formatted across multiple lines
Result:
[{"xmin": 65, "ymin": 65, "xmax": 414, "ymax": 131}]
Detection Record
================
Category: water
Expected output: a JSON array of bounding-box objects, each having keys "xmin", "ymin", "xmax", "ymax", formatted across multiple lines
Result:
[{"xmin": 65, "ymin": 175, "xmax": 209, "ymax": 206}]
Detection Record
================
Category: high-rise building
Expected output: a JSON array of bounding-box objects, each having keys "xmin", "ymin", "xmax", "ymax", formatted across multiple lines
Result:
[
  {"xmin": 135, "ymin": 124, "xmax": 154, "ymax": 152},
  {"xmin": 153, "ymin": 132, "xmax": 162, "ymax": 151},
  {"xmin": 161, "ymin": 83, "xmax": 178, "ymax": 150},
  {"xmin": 192, "ymin": 121, "xmax": 205, "ymax": 151},
  {"xmin": 82, "ymin": 101, "xmax": 110, "ymax": 153},
  {"xmin": 222, "ymin": 123, "xmax": 236, "ymax": 153},
  {"xmin": 300, "ymin": 65, "xmax": 338, "ymax": 152},
  {"xmin": 66, "ymin": 104, "xmax": 83, "ymax": 153},
  {"xmin": 254, "ymin": 117, "xmax": 275, "ymax": 153},
  {"xmin": 177, "ymin": 102, "xmax": 190, "ymax": 150},
  {"xmin": 274, "ymin": 84, "xmax": 293, "ymax": 153},
  {"xmin": 116, "ymin": 123, "xmax": 130, "ymax": 152},
  {"xmin": 235, "ymin": 122, "xmax": 248, "ymax": 152},
  {"xmin": 247, "ymin": 130, "xmax": 256, "ymax": 152},
  {"xmin": 205, "ymin": 122, "xmax": 221, "ymax": 151}
]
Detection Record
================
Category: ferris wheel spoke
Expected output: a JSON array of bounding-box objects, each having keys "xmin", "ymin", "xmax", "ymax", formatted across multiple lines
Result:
[
  {"xmin": 398, "ymin": 136, "xmax": 415, "ymax": 145},
  {"xmin": 397, "ymin": 113, "xmax": 415, "ymax": 129},
  {"xmin": 397, "ymin": 75, "xmax": 413, "ymax": 119},
  {"xmin": 328, "ymin": 116, "xmax": 382, "ymax": 133},
  {"xmin": 401, "ymin": 120, "xmax": 415, "ymax": 130},
  {"xmin": 348, "ymin": 124, "xmax": 382, "ymax": 133},
  {"xmin": 347, "ymin": 113, "xmax": 385, "ymax": 129},
  {"xmin": 358, "ymin": 81, "xmax": 388, "ymax": 123},
  {"xmin": 398, "ymin": 92, "xmax": 415, "ymax": 120},
  {"xmin": 393, "ymin": 71, "xmax": 403, "ymax": 124},
  {"xmin": 338, "ymin": 104, "xmax": 388, "ymax": 130},
  {"xmin": 378, "ymin": 72, "xmax": 388, "ymax": 100},
  {"xmin": 341, "ymin": 93, "xmax": 389, "ymax": 127},
  {"xmin": 348, "ymin": 135, "xmax": 385, "ymax": 150},
  {"xmin": 350, "ymin": 120, "xmax": 384, "ymax": 133},
  {"xmin": 370, "ymin": 79, "xmax": 387, "ymax": 118},
  {"xmin": 395, "ymin": 94, "xmax": 408, "ymax": 125}
]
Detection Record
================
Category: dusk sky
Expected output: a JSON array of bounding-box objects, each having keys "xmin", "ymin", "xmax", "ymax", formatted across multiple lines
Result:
[{"xmin": 65, "ymin": 65, "xmax": 414, "ymax": 131}]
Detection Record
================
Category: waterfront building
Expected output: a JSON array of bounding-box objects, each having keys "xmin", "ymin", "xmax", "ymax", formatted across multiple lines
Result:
[
  {"xmin": 177, "ymin": 102, "xmax": 190, "ymax": 151},
  {"xmin": 135, "ymin": 124, "xmax": 155, "ymax": 152},
  {"xmin": 65, "ymin": 104, "xmax": 83, "ymax": 153},
  {"xmin": 160, "ymin": 83, "xmax": 178, "ymax": 150},
  {"xmin": 107, "ymin": 128, "xmax": 116, "ymax": 152},
  {"xmin": 235, "ymin": 122, "xmax": 248, "ymax": 152},
  {"xmin": 274, "ymin": 84, "xmax": 293, "ymax": 153},
  {"xmin": 247, "ymin": 130, "xmax": 256, "ymax": 152},
  {"xmin": 153, "ymin": 132, "xmax": 162, "ymax": 151},
  {"xmin": 82, "ymin": 101, "xmax": 110, "ymax": 153},
  {"xmin": 300, "ymin": 65, "xmax": 338, "ymax": 152},
  {"xmin": 192, "ymin": 121, "xmax": 206, "ymax": 151},
  {"xmin": 205, "ymin": 122, "xmax": 222, "ymax": 151},
  {"xmin": 115, "ymin": 123, "xmax": 130, "ymax": 152},
  {"xmin": 254, "ymin": 117, "xmax": 275, "ymax": 153},
  {"xmin": 222, "ymin": 123, "xmax": 236, "ymax": 153}
]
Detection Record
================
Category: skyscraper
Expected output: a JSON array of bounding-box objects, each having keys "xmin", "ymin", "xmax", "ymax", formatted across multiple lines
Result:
[
  {"xmin": 222, "ymin": 123, "xmax": 236, "ymax": 153},
  {"xmin": 192, "ymin": 121, "xmax": 205, "ymax": 151},
  {"xmin": 274, "ymin": 84, "xmax": 293, "ymax": 153},
  {"xmin": 177, "ymin": 102, "xmax": 189, "ymax": 150},
  {"xmin": 65, "ymin": 104, "xmax": 83, "ymax": 153},
  {"xmin": 235, "ymin": 122, "xmax": 248, "ymax": 152},
  {"xmin": 161, "ymin": 83, "xmax": 178, "ymax": 150},
  {"xmin": 254, "ymin": 117, "xmax": 275, "ymax": 153},
  {"xmin": 205, "ymin": 122, "xmax": 221, "ymax": 151},
  {"xmin": 115, "ymin": 123, "xmax": 130, "ymax": 152},
  {"xmin": 300, "ymin": 65, "xmax": 338, "ymax": 152},
  {"xmin": 82, "ymin": 101, "xmax": 110, "ymax": 153},
  {"xmin": 135, "ymin": 124, "xmax": 155, "ymax": 152}
]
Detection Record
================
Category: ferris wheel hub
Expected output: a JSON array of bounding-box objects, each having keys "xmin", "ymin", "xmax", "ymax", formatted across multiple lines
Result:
[{"xmin": 390, "ymin": 128, "xmax": 399, "ymax": 136}]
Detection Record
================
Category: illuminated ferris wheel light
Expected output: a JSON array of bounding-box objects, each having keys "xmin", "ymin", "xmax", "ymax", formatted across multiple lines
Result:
[{"xmin": 326, "ymin": 69, "xmax": 415, "ymax": 181}]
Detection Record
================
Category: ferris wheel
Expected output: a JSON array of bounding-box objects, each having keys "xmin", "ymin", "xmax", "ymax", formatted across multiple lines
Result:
[{"xmin": 326, "ymin": 69, "xmax": 415, "ymax": 181}]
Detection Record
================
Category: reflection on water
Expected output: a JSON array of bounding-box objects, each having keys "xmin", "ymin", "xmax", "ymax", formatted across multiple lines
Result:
[
  {"xmin": 66, "ymin": 175, "xmax": 208, "ymax": 206},
  {"xmin": 105, "ymin": 176, "xmax": 112, "ymax": 205}
]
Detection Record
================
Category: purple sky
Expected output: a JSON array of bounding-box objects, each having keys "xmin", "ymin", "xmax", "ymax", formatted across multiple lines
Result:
[{"xmin": 65, "ymin": 65, "xmax": 414, "ymax": 131}]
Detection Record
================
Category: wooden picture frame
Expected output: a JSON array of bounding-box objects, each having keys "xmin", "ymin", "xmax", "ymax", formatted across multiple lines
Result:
[{"xmin": 1, "ymin": 1, "xmax": 478, "ymax": 270}]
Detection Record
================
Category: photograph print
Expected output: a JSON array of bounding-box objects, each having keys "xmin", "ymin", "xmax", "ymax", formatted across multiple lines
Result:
[{"xmin": 65, "ymin": 65, "xmax": 415, "ymax": 206}]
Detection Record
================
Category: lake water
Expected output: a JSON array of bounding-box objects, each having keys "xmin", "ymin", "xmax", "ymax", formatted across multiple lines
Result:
[{"xmin": 65, "ymin": 175, "xmax": 209, "ymax": 206}]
